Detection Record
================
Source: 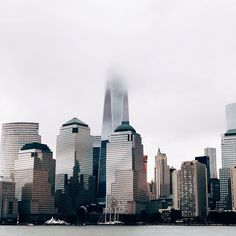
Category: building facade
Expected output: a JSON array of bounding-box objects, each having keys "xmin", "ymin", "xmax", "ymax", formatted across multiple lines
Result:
[
  {"xmin": 204, "ymin": 147, "xmax": 218, "ymax": 179},
  {"xmin": 98, "ymin": 78, "xmax": 129, "ymax": 200},
  {"xmin": 14, "ymin": 143, "xmax": 56, "ymax": 217},
  {"xmin": 0, "ymin": 178, "xmax": 18, "ymax": 223},
  {"xmin": 154, "ymin": 149, "xmax": 170, "ymax": 199},
  {"xmin": 55, "ymin": 118, "xmax": 93, "ymax": 193},
  {"xmin": 0, "ymin": 122, "xmax": 41, "ymax": 180},
  {"xmin": 178, "ymin": 161, "xmax": 208, "ymax": 219},
  {"xmin": 219, "ymin": 103, "xmax": 236, "ymax": 210},
  {"xmin": 106, "ymin": 122, "xmax": 147, "ymax": 214}
]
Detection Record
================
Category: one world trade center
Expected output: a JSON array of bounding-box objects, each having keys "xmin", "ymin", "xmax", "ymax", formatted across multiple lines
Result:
[{"xmin": 97, "ymin": 76, "xmax": 129, "ymax": 200}]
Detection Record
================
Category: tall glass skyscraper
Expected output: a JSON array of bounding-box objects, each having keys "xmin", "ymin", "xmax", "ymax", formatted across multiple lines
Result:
[
  {"xmin": 98, "ymin": 78, "xmax": 129, "ymax": 200},
  {"xmin": 0, "ymin": 122, "xmax": 41, "ymax": 180},
  {"xmin": 55, "ymin": 118, "xmax": 93, "ymax": 193},
  {"xmin": 106, "ymin": 122, "xmax": 147, "ymax": 214},
  {"xmin": 219, "ymin": 102, "xmax": 236, "ymax": 209}
]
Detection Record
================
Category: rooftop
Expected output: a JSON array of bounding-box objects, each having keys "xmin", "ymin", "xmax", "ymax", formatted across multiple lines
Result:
[
  {"xmin": 62, "ymin": 117, "xmax": 88, "ymax": 128},
  {"xmin": 21, "ymin": 142, "xmax": 52, "ymax": 152},
  {"xmin": 115, "ymin": 121, "xmax": 136, "ymax": 133}
]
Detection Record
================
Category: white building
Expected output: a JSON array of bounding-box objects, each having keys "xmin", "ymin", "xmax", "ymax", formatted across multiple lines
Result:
[
  {"xmin": 219, "ymin": 103, "xmax": 236, "ymax": 210},
  {"xmin": 178, "ymin": 161, "xmax": 208, "ymax": 218},
  {"xmin": 154, "ymin": 148, "xmax": 170, "ymax": 199},
  {"xmin": 106, "ymin": 121, "xmax": 147, "ymax": 214},
  {"xmin": 55, "ymin": 118, "xmax": 93, "ymax": 193},
  {"xmin": 204, "ymin": 147, "xmax": 218, "ymax": 179},
  {"xmin": 0, "ymin": 122, "xmax": 41, "ymax": 180}
]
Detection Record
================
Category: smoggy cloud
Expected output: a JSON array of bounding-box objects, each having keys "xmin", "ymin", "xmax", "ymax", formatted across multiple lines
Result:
[{"xmin": 0, "ymin": 0, "xmax": 236, "ymax": 179}]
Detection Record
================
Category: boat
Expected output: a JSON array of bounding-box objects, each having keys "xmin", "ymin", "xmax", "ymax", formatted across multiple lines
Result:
[{"xmin": 45, "ymin": 217, "xmax": 70, "ymax": 225}]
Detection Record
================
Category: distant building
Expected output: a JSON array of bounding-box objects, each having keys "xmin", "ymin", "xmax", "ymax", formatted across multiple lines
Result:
[
  {"xmin": 92, "ymin": 136, "xmax": 101, "ymax": 196},
  {"xmin": 98, "ymin": 78, "xmax": 129, "ymax": 200},
  {"xmin": 178, "ymin": 161, "xmax": 208, "ymax": 219},
  {"xmin": 154, "ymin": 149, "xmax": 170, "ymax": 199},
  {"xmin": 106, "ymin": 121, "xmax": 147, "ymax": 214},
  {"xmin": 14, "ymin": 142, "xmax": 57, "ymax": 217},
  {"xmin": 0, "ymin": 122, "xmax": 41, "ymax": 180},
  {"xmin": 204, "ymin": 147, "xmax": 218, "ymax": 178},
  {"xmin": 0, "ymin": 178, "xmax": 18, "ymax": 224},
  {"xmin": 55, "ymin": 118, "xmax": 93, "ymax": 193},
  {"xmin": 230, "ymin": 166, "xmax": 236, "ymax": 210},
  {"xmin": 219, "ymin": 103, "xmax": 236, "ymax": 210},
  {"xmin": 172, "ymin": 169, "xmax": 179, "ymax": 210},
  {"xmin": 209, "ymin": 178, "xmax": 220, "ymax": 210},
  {"xmin": 170, "ymin": 167, "xmax": 176, "ymax": 196}
]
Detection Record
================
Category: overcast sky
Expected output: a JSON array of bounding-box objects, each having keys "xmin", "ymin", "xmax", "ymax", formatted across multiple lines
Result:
[{"xmin": 0, "ymin": 0, "xmax": 236, "ymax": 180}]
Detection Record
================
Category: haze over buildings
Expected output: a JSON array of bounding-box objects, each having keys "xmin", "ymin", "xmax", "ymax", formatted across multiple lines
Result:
[{"xmin": 1, "ymin": 1, "xmax": 236, "ymax": 180}]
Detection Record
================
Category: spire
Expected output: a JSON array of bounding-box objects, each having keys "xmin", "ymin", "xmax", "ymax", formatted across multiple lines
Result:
[{"xmin": 158, "ymin": 148, "xmax": 161, "ymax": 154}]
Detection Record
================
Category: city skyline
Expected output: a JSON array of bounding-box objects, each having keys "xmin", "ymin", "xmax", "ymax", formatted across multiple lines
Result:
[{"xmin": 1, "ymin": 1, "xmax": 236, "ymax": 181}]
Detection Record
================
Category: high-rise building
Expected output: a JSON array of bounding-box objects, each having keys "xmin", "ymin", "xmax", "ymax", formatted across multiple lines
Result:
[
  {"xmin": 98, "ymin": 78, "xmax": 129, "ymax": 199},
  {"xmin": 172, "ymin": 169, "xmax": 179, "ymax": 209},
  {"xmin": 178, "ymin": 161, "xmax": 208, "ymax": 219},
  {"xmin": 0, "ymin": 177, "xmax": 18, "ymax": 224},
  {"xmin": 230, "ymin": 166, "xmax": 236, "ymax": 210},
  {"xmin": 204, "ymin": 147, "xmax": 218, "ymax": 178},
  {"xmin": 92, "ymin": 136, "xmax": 101, "ymax": 195},
  {"xmin": 219, "ymin": 103, "xmax": 236, "ymax": 210},
  {"xmin": 14, "ymin": 142, "xmax": 57, "ymax": 216},
  {"xmin": 154, "ymin": 149, "xmax": 170, "ymax": 199},
  {"xmin": 106, "ymin": 121, "xmax": 147, "ymax": 214},
  {"xmin": 55, "ymin": 118, "xmax": 93, "ymax": 193},
  {"xmin": 195, "ymin": 156, "xmax": 210, "ymax": 192},
  {"xmin": 0, "ymin": 122, "xmax": 41, "ymax": 180}
]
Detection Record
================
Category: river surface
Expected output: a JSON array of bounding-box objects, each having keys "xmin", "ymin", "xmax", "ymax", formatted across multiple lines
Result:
[{"xmin": 0, "ymin": 225, "xmax": 236, "ymax": 236}]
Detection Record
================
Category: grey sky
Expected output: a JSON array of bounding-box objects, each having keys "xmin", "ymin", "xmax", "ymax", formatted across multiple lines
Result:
[{"xmin": 0, "ymin": 0, "xmax": 236, "ymax": 180}]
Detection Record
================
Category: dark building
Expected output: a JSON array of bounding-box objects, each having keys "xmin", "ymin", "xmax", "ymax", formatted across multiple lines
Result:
[
  {"xmin": 170, "ymin": 167, "xmax": 176, "ymax": 195},
  {"xmin": 92, "ymin": 136, "xmax": 101, "ymax": 198},
  {"xmin": 195, "ymin": 156, "xmax": 210, "ymax": 191},
  {"xmin": 0, "ymin": 179, "xmax": 18, "ymax": 224},
  {"xmin": 209, "ymin": 178, "xmax": 220, "ymax": 210}
]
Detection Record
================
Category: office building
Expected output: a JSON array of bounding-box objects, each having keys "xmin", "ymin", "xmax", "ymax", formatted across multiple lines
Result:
[
  {"xmin": 98, "ymin": 78, "xmax": 129, "ymax": 199},
  {"xmin": 230, "ymin": 166, "xmax": 236, "ymax": 210},
  {"xmin": 0, "ymin": 178, "xmax": 18, "ymax": 224},
  {"xmin": 204, "ymin": 147, "xmax": 218, "ymax": 178},
  {"xmin": 154, "ymin": 149, "xmax": 170, "ymax": 199},
  {"xmin": 14, "ymin": 142, "xmax": 57, "ymax": 217},
  {"xmin": 106, "ymin": 121, "xmax": 147, "ymax": 214},
  {"xmin": 92, "ymin": 136, "xmax": 101, "ymax": 195},
  {"xmin": 0, "ymin": 122, "xmax": 41, "ymax": 180},
  {"xmin": 178, "ymin": 161, "xmax": 208, "ymax": 218},
  {"xmin": 55, "ymin": 118, "xmax": 93, "ymax": 193},
  {"xmin": 220, "ymin": 103, "xmax": 236, "ymax": 210}
]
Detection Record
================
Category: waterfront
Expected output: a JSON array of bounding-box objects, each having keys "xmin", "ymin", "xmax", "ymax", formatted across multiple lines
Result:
[{"xmin": 0, "ymin": 226, "xmax": 236, "ymax": 236}]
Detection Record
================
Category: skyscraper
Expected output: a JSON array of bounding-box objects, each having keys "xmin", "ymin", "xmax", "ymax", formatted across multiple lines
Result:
[
  {"xmin": 98, "ymin": 78, "xmax": 129, "ymax": 199},
  {"xmin": 230, "ymin": 166, "xmax": 236, "ymax": 210},
  {"xmin": 219, "ymin": 103, "xmax": 236, "ymax": 210},
  {"xmin": 0, "ymin": 122, "xmax": 41, "ymax": 180},
  {"xmin": 92, "ymin": 135, "xmax": 101, "ymax": 194},
  {"xmin": 178, "ymin": 160, "xmax": 208, "ymax": 219},
  {"xmin": 106, "ymin": 121, "xmax": 147, "ymax": 214},
  {"xmin": 55, "ymin": 118, "xmax": 93, "ymax": 193},
  {"xmin": 14, "ymin": 142, "xmax": 57, "ymax": 217},
  {"xmin": 154, "ymin": 148, "xmax": 170, "ymax": 199},
  {"xmin": 204, "ymin": 147, "xmax": 218, "ymax": 178}
]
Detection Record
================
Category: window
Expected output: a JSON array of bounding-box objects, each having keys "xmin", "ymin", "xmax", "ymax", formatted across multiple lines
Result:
[
  {"xmin": 8, "ymin": 202, "xmax": 13, "ymax": 214},
  {"xmin": 31, "ymin": 152, "xmax": 38, "ymax": 158},
  {"xmin": 72, "ymin": 127, "xmax": 79, "ymax": 133}
]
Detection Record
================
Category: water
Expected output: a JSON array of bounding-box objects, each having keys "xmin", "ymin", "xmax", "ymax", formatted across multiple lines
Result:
[{"xmin": 0, "ymin": 225, "xmax": 236, "ymax": 236}]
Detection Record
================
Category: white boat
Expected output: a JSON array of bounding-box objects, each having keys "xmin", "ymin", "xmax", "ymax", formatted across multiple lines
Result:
[{"xmin": 45, "ymin": 217, "xmax": 70, "ymax": 225}]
